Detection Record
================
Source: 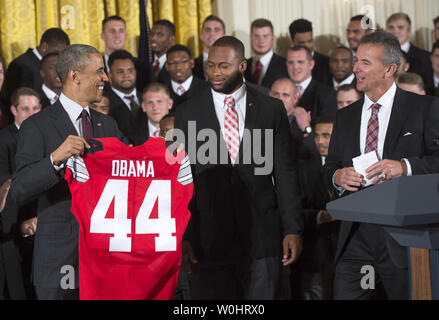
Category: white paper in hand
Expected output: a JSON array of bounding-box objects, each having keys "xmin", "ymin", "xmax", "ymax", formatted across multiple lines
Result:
[{"xmin": 352, "ymin": 151, "xmax": 380, "ymax": 187}]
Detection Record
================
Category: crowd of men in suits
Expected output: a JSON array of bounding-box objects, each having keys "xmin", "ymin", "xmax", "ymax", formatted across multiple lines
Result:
[{"xmin": 0, "ymin": 10, "xmax": 438, "ymax": 300}]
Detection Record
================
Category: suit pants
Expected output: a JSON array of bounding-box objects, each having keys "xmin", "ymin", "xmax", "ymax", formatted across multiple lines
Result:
[
  {"xmin": 334, "ymin": 223, "xmax": 408, "ymax": 300},
  {"xmin": 188, "ymin": 256, "xmax": 281, "ymax": 300}
]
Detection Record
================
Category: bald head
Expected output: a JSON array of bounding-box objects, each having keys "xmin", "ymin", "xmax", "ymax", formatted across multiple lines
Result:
[{"xmin": 270, "ymin": 78, "xmax": 298, "ymax": 115}]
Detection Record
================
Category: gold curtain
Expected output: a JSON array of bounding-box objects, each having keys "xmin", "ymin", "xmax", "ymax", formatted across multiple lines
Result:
[{"xmin": 0, "ymin": 0, "xmax": 211, "ymax": 66}]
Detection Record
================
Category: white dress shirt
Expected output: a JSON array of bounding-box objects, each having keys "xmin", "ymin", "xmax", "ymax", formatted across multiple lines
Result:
[
  {"xmin": 333, "ymin": 73, "xmax": 355, "ymax": 90},
  {"xmin": 153, "ymin": 54, "xmax": 167, "ymax": 72},
  {"xmin": 211, "ymin": 84, "xmax": 247, "ymax": 142},
  {"xmin": 32, "ymin": 48, "xmax": 42, "ymax": 61},
  {"xmin": 42, "ymin": 84, "xmax": 59, "ymax": 105},
  {"xmin": 104, "ymin": 54, "xmax": 110, "ymax": 72},
  {"xmin": 171, "ymin": 76, "xmax": 193, "ymax": 96},
  {"xmin": 434, "ymin": 75, "xmax": 439, "ymax": 88},
  {"xmin": 112, "ymin": 87, "xmax": 139, "ymax": 111},
  {"xmin": 297, "ymin": 76, "xmax": 313, "ymax": 96},
  {"xmin": 148, "ymin": 119, "xmax": 160, "ymax": 137},
  {"xmin": 401, "ymin": 41, "xmax": 411, "ymax": 53}
]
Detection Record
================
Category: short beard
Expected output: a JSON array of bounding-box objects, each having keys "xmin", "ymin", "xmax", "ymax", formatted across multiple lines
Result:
[{"xmin": 212, "ymin": 70, "xmax": 243, "ymax": 94}]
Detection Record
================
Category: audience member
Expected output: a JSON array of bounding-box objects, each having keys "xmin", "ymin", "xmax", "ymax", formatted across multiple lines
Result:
[
  {"xmin": 386, "ymin": 12, "xmax": 433, "ymax": 88},
  {"xmin": 289, "ymin": 19, "xmax": 331, "ymax": 84},
  {"xmin": 244, "ymin": 18, "xmax": 288, "ymax": 89},
  {"xmin": 336, "ymin": 83, "xmax": 362, "ymax": 109},
  {"xmin": 3, "ymin": 28, "xmax": 69, "ymax": 100},
  {"xmin": 396, "ymin": 72, "xmax": 426, "ymax": 95},
  {"xmin": 346, "ymin": 15, "xmax": 374, "ymax": 53},
  {"xmin": 294, "ymin": 116, "xmax": 338, "ymax": 300},
  {"xmin": 0, "ymin": 88, "xmax": 41, "ymax": 300},
  {"xmin": 37, "ymin": 53, "xmax": 62, "ymax": 109},
  {"xmin": 325, "ymin": 31, "xmax": 439, "ymax": 300},
  {"xmin": 150, "ymin": 20, "xmax": 175, "ymax": 83},
  {"xmin": 10, "ymin": 44, "xmax": 124, "ymax": 300},
  {"xmin": 134, "ymin": 82, "xmax": 172, "ymax": 146},
  {"xmin": 165, "ymin": 45, "xmax": 208, "ymax": 109},
  {"xmin": 159, "ymin": 112, "xmax": 175, "ymax": 140},
  {"xmin": 286, "ymin": 46, "xmax": 337, "ymax": 119},
  {"xmin": 428, "ymin": 41, "xmax": 439, "ymax": 95},
  {"xmin": 101, "ymin": 16, "xmax": 151, "ymax": 92},
  {"xmin": 90, "ymin": 96, "xmax": 110, "ymax": 115},
  {"xmin": 194, "ymin": 15, "xmax": 225, "ymax": 80},
  {"xmin": 328, "ymin": 46, "xmax": 356, "ymax": 90},
  {"xmin": 104, "ymin": 50, "xmax": 143, "ymax": 145}
]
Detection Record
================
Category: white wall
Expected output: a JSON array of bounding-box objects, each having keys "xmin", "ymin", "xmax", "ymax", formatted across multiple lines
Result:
[{"xmin": 212, "ymin": 0, "xmax": 439, "ymax": 58}]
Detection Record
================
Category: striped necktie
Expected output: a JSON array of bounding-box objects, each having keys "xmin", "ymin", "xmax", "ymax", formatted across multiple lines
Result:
[{"xmin": 224, "ymin": 96, "xmax": 239, "ymax": 165}]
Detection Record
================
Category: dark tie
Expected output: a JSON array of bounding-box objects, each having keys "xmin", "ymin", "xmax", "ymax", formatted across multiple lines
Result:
[
  {"xmin": 252, "ymin": 60, "xmax": 262, "ymax": 84},
  {"xmin": 364, "ymin": 103, "xmax": 381, "ymax": 154},
  {"xmin": 124, "ymin": 95, "xmax": 141, "ymax": 120},
  {"xmin": 81, "ymin": 109, "xmax": 93, "ymax": 141},
  {"xmin": 153, "ymin": 59, "xmax": 160, "ymax": 79}
]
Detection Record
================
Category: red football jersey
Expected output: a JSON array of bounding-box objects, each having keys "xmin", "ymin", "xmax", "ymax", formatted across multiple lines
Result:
[{"xmin": 64, "ymin": 137, "xmax": 193, "ymax": 300}]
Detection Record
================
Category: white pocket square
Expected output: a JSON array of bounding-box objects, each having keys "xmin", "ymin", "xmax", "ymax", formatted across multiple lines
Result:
[{"xmin": 403, "ymin": 132, "xmax": 412, "ymax": 137}]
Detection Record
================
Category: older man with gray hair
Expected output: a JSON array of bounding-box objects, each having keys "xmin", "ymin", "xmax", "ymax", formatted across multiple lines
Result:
[
  {"xmin": 324, "ymin": 31, "xmax": 439, "ymax": 300},
  {"xmin": 10, "ymin": 44, "xmax": 124, "ymax": 300}
]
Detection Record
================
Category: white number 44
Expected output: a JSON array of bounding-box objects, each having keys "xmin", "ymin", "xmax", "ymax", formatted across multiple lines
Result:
[{"xmin": 90, "ymin": 179, "xmax": 176, "ymax": 252}]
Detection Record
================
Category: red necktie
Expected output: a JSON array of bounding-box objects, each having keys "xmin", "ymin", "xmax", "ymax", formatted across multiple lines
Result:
[
  {"xmin": 224, "ymin": 96, "xmax": 239, "ymax": 165},
  {"xmin": 177, "ymin": 85, "xmax": 185, "ymax": 95},
  {"xmin": 252, "ymin": 60, "xmax": 262, "ymax": 84},
  {"xmin": 81, "ymin": 109, "xmax": 93, "ymax": 141},
  {"xmin": 364, "ymin": 103, "xmax": 381, "ymax": 153},
  {"xmin": 153, "ymin": 129, "xmax": 159, "ymax": 137},
  {"xmin": 153, "ymin": 59, "xmax": 160, "ymax": 78}
]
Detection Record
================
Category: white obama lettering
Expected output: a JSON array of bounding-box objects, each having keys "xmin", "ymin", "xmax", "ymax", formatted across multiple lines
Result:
[{"xmin": 111, "ymin": 160, "xmax": 155, "ymax": 178}]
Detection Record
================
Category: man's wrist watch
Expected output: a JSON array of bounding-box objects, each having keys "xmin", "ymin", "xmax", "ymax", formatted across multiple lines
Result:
[{"xmin": 303, "ymin": 126, "xmax": 312, "ymax": 134}]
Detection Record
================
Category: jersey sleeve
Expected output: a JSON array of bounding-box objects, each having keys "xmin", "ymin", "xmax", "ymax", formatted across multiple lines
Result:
[
  {"xmin": 66, "ymin": 156, "xmax": 90, "ymax": 183},
  {"xmin": 176, "ymin": 154, "xmax": 192, "ymax": 186}
]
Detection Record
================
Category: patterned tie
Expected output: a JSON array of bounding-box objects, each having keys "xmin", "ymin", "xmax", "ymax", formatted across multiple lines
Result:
[
  {"xmin": 177, "ymin": 85, "xmax": 185, "ymax": 95},
  {"xmin": 153, "ymin": 129, "xmax": 160, "ymax": 137},
  {"xmin": 81, "ymin": 109, "xmax": 93, "ymax": 141},
  {"xmin": 364, "ymin": 103, "xmax": 382, "ymax": 154},
  {"xmin": 124, "ymin": 95, "xmax": 141, "ymax": 120},
  {"xmin": 252, "ymin": 60, "xmax": 262, "ymax": 84},
  {"xmin": 296, "ymin": 85, "xmax": 303, "ymax": 98},
  {"xmin": 224, "ymin": 96, "xmax": 239, "ymax": 165}
]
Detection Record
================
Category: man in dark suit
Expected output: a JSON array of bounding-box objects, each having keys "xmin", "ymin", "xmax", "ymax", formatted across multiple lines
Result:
[
  {"xmin": 386, "ymin": 13, "xmax": 433, "ymax": 90},
  {"xmin": 37, "ymin": 53, "xmax": 62, "ymax": 109},
  {"xmin": 101, "ymin": 15, "xmax": 151, "ymax": 93},
  {"xmin": 165, "ymin": 44, "xmax": 208, "ymax": 109},
  {"xmin": 244, "ymin": 19, "xmax": 288, "ymax": 89},
  {"xmin": 294, "ymin": 117, "xmax": 339, "ymax": 300},
  {"xmin": 10, "ymin": 44, "xmax": 124, "ymax": 300},
  {"xmin": 104, "ymin": 50, "xmax": 144, "ymax": 145},
  {"xmin": 3, "ymin": 28, "xmax": 69, "ymax": 102},
  {"xmin": 428, "ymin": 41, "xmax": 439, "ymax": 95},
  {"xmin": 286, "ymin": 46, "xmax": 337, "ymax": 120},
  {"xmin": 289, "ymin": 19, "xmax": 331, "ymax": 84},
  {"xmin": 134, "ymin": 82, "xmax": 172, "ymax": 146},
  {"xmin": 194, "ymin": 15, "xmax": 225, "ymax": 81},
  {"xmin": 0, "ymin": 88, "xmax": 41, "ymax": 300},
  {"xmin": 328, "ymin": 46, "xmax": 356, "ymax": 90},
  {"xmin": 150, "ymin": 20, "xmax": 175, "ymax": 84},
  {"xmin": 324, "ymin": 31, "xmax": 439, "ymax": 300},
  {"xmin": 174, "ymin": 36, "xmax": 303, "ymax": 300}
]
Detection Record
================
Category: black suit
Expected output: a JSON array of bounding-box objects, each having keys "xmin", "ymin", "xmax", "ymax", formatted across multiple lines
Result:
[
  {"xmin": 324, "ymin": 87, "xmax": 439, "ymax": 299},
  {"xmin": 168, "ymin": 76, "xmax": 209, "ymax": 110},
  {"xmin": 3, "ymin": 49, "xmax": 42, "ymax": 100},
  {"xmin": 10, "ymin": 100, "xmax": 124, "ymax": 299},
  {"xmin": 244, "ymin": 53, "xmax": 289, "ymax": 89},
  {"xmin": 0, "ymin": 124, "xmax": 37, "ymax": 299},
  {"xmin": 174, "ymin": 84, "xmax": 303, "ymax": 299},
  {"xmin": 312, "ymin": 51, "xmax": 331, "ymax": 85},
  {"xmin": 193, "ymin": 54, "xmax": 206, "ymax": 80},
  {"xmin": 298, "ymin": 78, "xmax": 337, "ymax": 120},
  {"xmin": 105, "ymin": 88, "xmax": 144, "ymax": 145},
  {"xmin": 35, "ymin": 87, "xmax": 53, "ymax": 109},
  {"xmin": 327, "ymin": 75, "xmax": 357, "ymax": 91},
  {"xmin": 406, "ymin": 44, "xmax": 434, "ymax": 89}
]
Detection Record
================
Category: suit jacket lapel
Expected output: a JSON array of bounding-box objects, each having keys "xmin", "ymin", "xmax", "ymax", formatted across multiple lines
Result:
[
  {"xmin": 90, "ymin": 109, "xmax": 105, "ymax": 138},
  {"xmin": 383, "ymin": 88, "xmax": 411, "ymax": 159},
  {"xmin": 51, "ymin": 100, "xmax": 78, "ymax": 139},
  {"xmin": 347, "ymin": 99, "xmax": 363, "ymax": 160}
]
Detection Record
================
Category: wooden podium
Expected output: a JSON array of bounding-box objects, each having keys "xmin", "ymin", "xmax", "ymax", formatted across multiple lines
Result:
[{"xmin": 327, "ymin": 174, "xmax": 439, "ymax": 300}]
